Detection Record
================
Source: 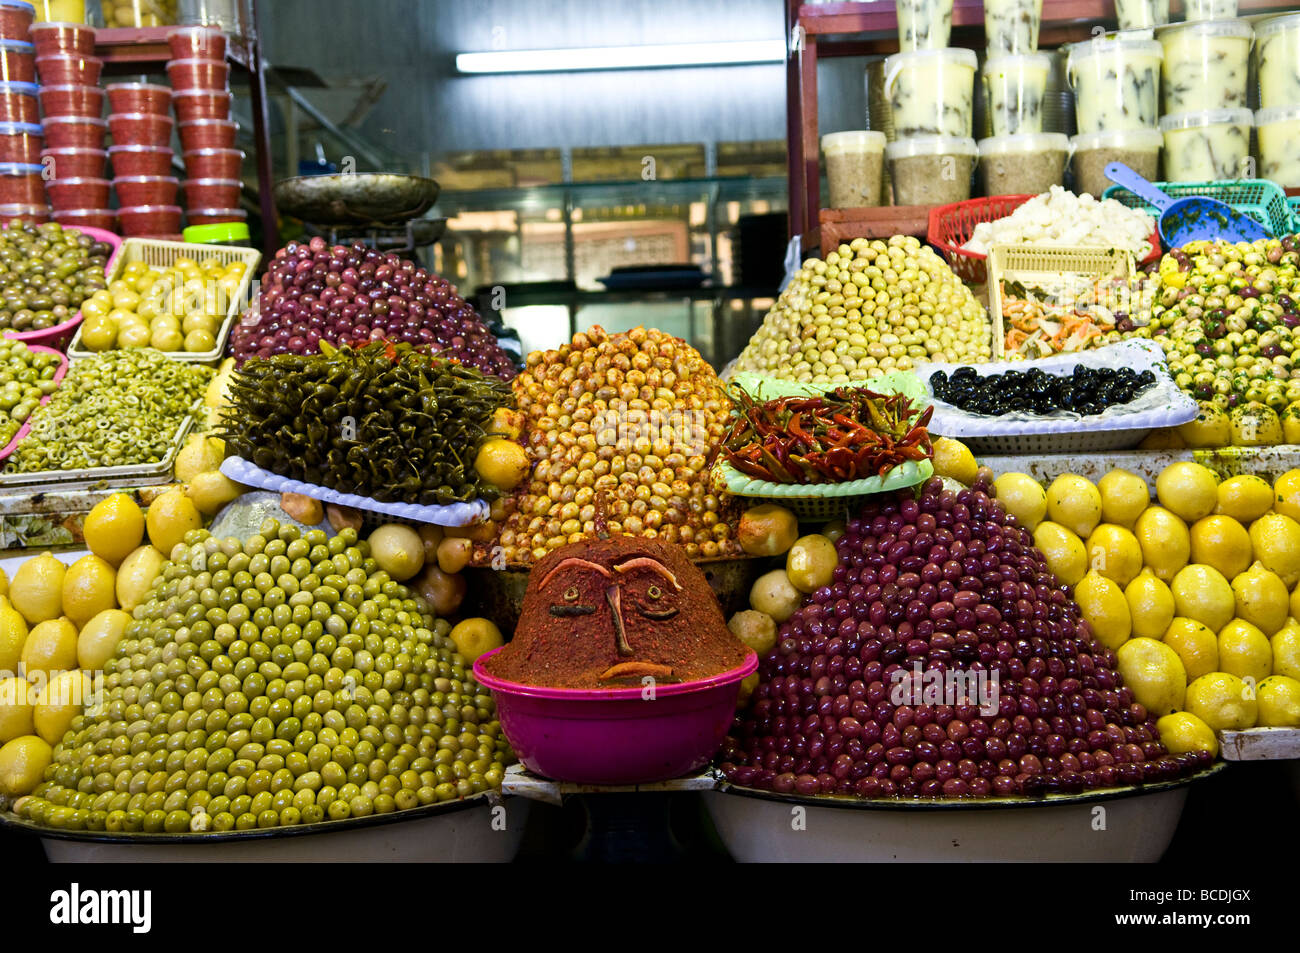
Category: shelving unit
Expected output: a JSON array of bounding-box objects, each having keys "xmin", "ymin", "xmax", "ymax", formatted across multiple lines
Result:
[
  {"xmin": 92, "ymin": 1, "xmax": 276, "ymax": 260},
  {"xmin": 785, "ymin": 0, "xmax": 1297, "ymax": 249}
]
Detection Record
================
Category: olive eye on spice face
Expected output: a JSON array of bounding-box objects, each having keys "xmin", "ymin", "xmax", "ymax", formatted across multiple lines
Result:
[
  {"xmin": 647, "ymin": 585, "xmax": 662, "ymax": 600},
  {"xmin": 564, "ymin": 587, "xmax": 579, "ymax": 601}
]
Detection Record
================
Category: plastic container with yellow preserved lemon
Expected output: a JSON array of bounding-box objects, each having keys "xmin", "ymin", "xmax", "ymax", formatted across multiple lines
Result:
[{"xmin": 100, "ymin": 0, "xmax": 176, "ymax": 27}]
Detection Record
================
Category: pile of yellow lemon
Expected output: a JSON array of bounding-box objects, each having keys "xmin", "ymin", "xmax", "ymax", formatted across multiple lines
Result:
[
  {"xmin": 78, "ymin": 256, "xmax": 248, "ymax": 354},
  {"xmin": 994, "ymin": 463, "xmax": 1300, "ymax": 758},
  {"xmin": 0, "ymin": 488, "xmax": 209, "ymax": 798}
]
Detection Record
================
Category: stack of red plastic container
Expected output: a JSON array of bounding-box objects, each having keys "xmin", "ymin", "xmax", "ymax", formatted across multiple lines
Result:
[
  {"xmin": 170, "ymin": 25, "xmax": 242, "ymax": 228},
  {"xmin": 0, "ymin": 2, "xmax": 42, "ymax": 224},
  {"xmin": 30, "ymin": 20, "xmax": 110, "ymax": 230},
  {"xmin": 106, "ymin": 80, "xmax": 177, "ymax": 236}
]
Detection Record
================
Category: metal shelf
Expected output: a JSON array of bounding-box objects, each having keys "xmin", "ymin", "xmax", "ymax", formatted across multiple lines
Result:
[{"xmin": 91, "ymin": 8, "xmax": 276, "ymax": 262}]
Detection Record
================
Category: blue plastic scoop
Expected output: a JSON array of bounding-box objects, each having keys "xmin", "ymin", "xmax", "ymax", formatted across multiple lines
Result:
[{"xmin": 1104, "ymin": 162, "xmax": 1271, "ymax": 248}]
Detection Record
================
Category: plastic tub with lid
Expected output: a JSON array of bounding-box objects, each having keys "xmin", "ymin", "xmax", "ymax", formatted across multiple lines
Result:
[
  {"xmin": 1159, "ymin": 108, "xmax": 1252, "ymax": 182},
  {"xmin": 105, "ymin": 82, "xmax": 170, "ymax": 115},
  {"xmin": 184, "ymin": 220, "xmax": 249, "ymax": 247},
  {"xmin": 167, "ymin": 24, "xmax": 224, "ymax": 60},
  {"xmin": 27, "ymin": 19, "xmax": 91, "ymax": 54},
  {"xmin": 178, "ymin": 117, "xmax": 236, "ymax": 151},
  {"xmin": 108, "ymin": 111, "xmax": 172, "ymax": 147},
  {"xmin": 166, "ymin": 57, "xmax": 228, "ymax": 90},
  {"xmin": 978, "ymin": 132, "xmax": 1068, "ymax": 196},
  {"xmin": 983, "ymin": 53, "xmax": 1052, "ymax": 137},
  {"xmin": 885, "ymin": 135, "xmax": 977, "ymax": 205},
  {"xmin": 1070, "ymin": 128, "xmax": 1162, "ymax": 198},
  {"xmin": 822, "ymin": 130, "xmax": 886, "ymax": 209},
  {"xmin": 1114, "ymin": 0, "xmax": 1168, "ymax": 30},
  {"xmin": 172, "ymin": 88, "xmax": 230, "ymax": 123},
  {"xmin": 0, "ymin": 120, "xmax": 41, "ymax": 164},
  {"xmin": 45, "ymin": 174, "xmax": 108, "ymax": 210},
  {"xmin": 40, "ymin": 145, "xmax": 105, "ymax": 178},
  {"xmin": 109, "ymin": 143, "xmax": 173, "ymax": 177},
  {"xmin": 0, "ymin": 80, "xmax": 37, "ymax": 123},
  {"xmin": 895, "ymin": 0, "xmax": 952, "ymax": 51},
  {"xmin": 1067, "ymin": 36, "xmax": 1162, "ymax": 134},
  {"xmin": 0, "ymin": 39, "xmax": 34, "ymax": 83},
  {"xmin": 180, "ymin": 0, "xmax": 242, "ymax": 33},
  {"xmin": 1186, "ymin": 0, "xmax": 1236, "ymax": 19},
  {"xmin": 41, "ymin": 113, "xmax": 103, "ymax": 149},
  {"xmin": 1256, "ymin": 14, "xmax": 1300, "ymax": 110},
  {"xmin": 0, "ymin": 201, "xmax": 46, "ymax": 224},
  {"xmin": 182, "ymin": 146, "xmax": 241, "ymax": 179},
  {"xmin": 186, "ymin": 206, "xmax": 243, "ymax": 226},
  {"xmin": 1256, "ymin": 104, "xmax": 1300, "ymax": 189},
  {"xmin": 38, "ymin": 82, "xmax": 102, "ymax": 117},
  {"xmin": 1157, "ymin": 19, "xmax": 1253, "ymax": 114},
  {"xmin": 0, "ymin": 161, "xmax": 43, "ymax": 204},
  {"xmin": 0, "ymin": 2, "xmax": 35, "ymax": 40},
  {"xmin": 34, "ymin": 51, "xmax": 100, "ymax": 86},
  {"xmin": 181, "ymin": 176, "xmax": 237, "ymax": 208},
  {"xmin": 118, "ymin": 203, "xmax": 181, "ymax": 236},
  {"xmin": 884, "ymin": 48, "xmax": 978, "ymax": 138},
  {"xmin": 984, "ymin": 0, "xmax": 1042, "ymax": 56},
  {"xmin": 114, "ymin": 174, "xmax": 177, "ymax": 206},
  {"xmin": 50, "ymin": 206, "xmax": 110, "ymax": 229}
]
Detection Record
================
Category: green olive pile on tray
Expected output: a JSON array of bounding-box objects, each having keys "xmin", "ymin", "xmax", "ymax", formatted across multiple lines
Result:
[{"xmin": 0, "ymin": 222, "xmax": 113, "ymax": 332}]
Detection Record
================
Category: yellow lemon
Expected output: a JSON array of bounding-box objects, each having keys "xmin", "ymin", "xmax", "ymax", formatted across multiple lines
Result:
[
  {"xmin": 1229, "ymin": 401, "xmax": 1283, "ymax": 446},
  {"xmin": 174, "ymin": 433, "xmax": 225, "ymax": 483},
  {"xmin": 367, "ymin": 525, "xmax": 425, "ymax": 582},
  {"xmin": 1170, "ymin": 564, "xmax": 1235, "ymax": 632},
  {"xmin": 186, "ymin": 470, "xmax": 245, "ymax": 516},
  {"xmin": 0, "ymin": 735, "xmax": 52, "ymax": 797},
  {"xmin": 0, "ymin": 601, "xmax": 27, "ymax": 674},
  {"xmin": 0, "ymin": 565, "xmax": 7, "ymax": 597},
  {"xmin": 1185, "ymin": 671, "xmax": 1257, "ymax": 731},
  {"xmin": 1273, "ymin": 622, "xmax": 1300, "ymax": 681},
  {"xmin": 931, "ymin": 437, "xmax": 978, "ymax": 486},
  {"xmin": 473, "ymin": 439, "xmax": 531, "ymax": 492},
  {"xmin": 1215, "ymin": 474, "xmax": 1274, "ymax": 523},
  {"xmin": 1217, "ymin": 618, "xmax": 1273, "ymax": 685},
  {"xmin": 448, "ymin": 618, "xmax": 505, "ymax": 665},
  {"xmin": 1162, "ymin": 617, "xmax": 1220, "ymax": 682},
  {"xmin": 19, "ymin": 617, "xmax": 77, "ymax": 682},
  {"xmin": 1116, "ymin": 637, "xmax": 1187, "ymax": 717},
  {"xmin": 1273, "ymin": 469, "xmax": 1300, "ymax": 523},
  {"xmin": 1231, "ymin": 562, "xmax": 1289, "ymax": 636},
  {"xmin": 32, "ymin": 669, "xmax": 92, "ymax": 746},
  {"xmin": 1155, "ymin": 461, "xmax": 1219, "ymax": 523},
  {"xmin": 1291, "ymin": 582, "xmax": 1300, "ymax": 622},
  {"xmin": 60, "ymin": 554, "xmax": 117, "ymax": 629},
  {"xmin": 993, "ymin": 473, "xmax": 1047, "ymax": 531},
  {"xmin": 1125, "ymin": 570, "xmax": 1175, "ymax": 641},
  {"xmin": 1248, "ymin": 512, "xmax": 1300, "ymax": 587},
  {"xmin": 115, "ymin": 545, "xmax": 164, "ymax": 612},
  {"xmin": 1256, "ymin": 675, "xmax": 1300, "ymax": 727},
  {"xmin": 1032, "ymin": 521, "xmax": 1087, "ymax": 587},
  {"xmin": 8, "ymin": 553, "xmax": 64, "ymax": 625},
  {"xmin": 1074, "ymin": 571, "xmax": 1130, "ymax": 650},
  {"xmin": 1177, "ymin": 402, "xmax": 1231, "ymax": 448},
  {"xmin": 1134, "ymin": 506, "xmax": 1190, "ymax": 583},
  {"xmin": 1085, "ymin": 523, "xmax": 1143, "ymax": 587},
  {"xmin": 1188, "ymin": 514, "xmax": 1252, "ymax": 580},
  {"xmin": 76, "ymin": 608, "xmax": 131, "ymax": 671},
  {"xmin": 1155, "ymin": 711, "xmax": 1218, "ymax": 757},
  {"xmin": 1046, "ymin": 474, "xmax": 1102, "ymax": 538},
  {"xmin": 82, "ymin": 493, "xmax": 144, "ymax": 566},
  {"xmin": 0, "ymin": 675, "xmax": 35, "ymax": 743},
  {"xmin": 145, "ymin": 488, "xmax": 203, "ymax": 560},
  {"xmin": 1097, "ymin": 468, "xmax": 1150, "ymax": 529},
  {"xmin": 1283, "ymin": 400, "xmax": 1300, "ymax": 444}
]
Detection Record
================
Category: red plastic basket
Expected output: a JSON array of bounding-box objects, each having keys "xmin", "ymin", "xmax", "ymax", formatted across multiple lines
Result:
[{"xmin": 927, "ymin": 194, "xmax": 1034, "ymax": 287}]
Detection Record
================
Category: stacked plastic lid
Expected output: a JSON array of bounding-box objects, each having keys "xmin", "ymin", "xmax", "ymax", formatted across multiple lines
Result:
[
  {"xmin": 29, "ymin": 20, "xmax": 113, "ymax": 230},
  {"xmin": 0, "ymin": 2, "xmax": 42, "ymax": 224},
  {"xmin": 170, "ymin": 26, "xmax": 242, "ymax": 230}
]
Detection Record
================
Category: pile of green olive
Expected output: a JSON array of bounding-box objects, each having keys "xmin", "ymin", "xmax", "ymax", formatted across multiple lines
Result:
[
  {"xmin": 1131, "ymin": 236, "xmax": 1300, "ymax": 410},
  {"xmin": 0, "ymin": 339, "xmax": 61, "ymax": 446},
  {"xmin": 0, "ymin": 222, "xmax": 113, "ymax": 332},
  {"xmin": 8, "ymin": 348, "xmax": 211, "ymax": 472},
  {"xmin": 12, "ymin": 520, "xmax": 514, "ymax": 834}
]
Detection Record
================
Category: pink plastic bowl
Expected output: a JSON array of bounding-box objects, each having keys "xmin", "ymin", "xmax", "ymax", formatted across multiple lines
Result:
[{"xmin": 473, "ymin": 647, "xmax": 757, "ymax": 785}]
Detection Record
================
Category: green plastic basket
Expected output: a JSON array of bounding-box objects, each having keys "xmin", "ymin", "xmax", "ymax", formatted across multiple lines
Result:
[
  {"xmin": 1101, "ymin": 179, "xmax": 1293, "ymax": 238},
  {"xmin": 717, "ymin": 371, "xmax": 934, "ymax": 520},
  {"xmin": 1289, "ymin": 196, "xmax": 1300, "ymax": 235}
]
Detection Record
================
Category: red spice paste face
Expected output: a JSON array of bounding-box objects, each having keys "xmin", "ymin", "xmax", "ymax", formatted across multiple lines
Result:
[{"xmin": 483, "ymin": 536, "xmax": 751, "ymax": 689}]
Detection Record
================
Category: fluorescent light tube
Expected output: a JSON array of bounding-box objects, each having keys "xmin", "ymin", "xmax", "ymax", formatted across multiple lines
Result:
[{"xmin": 456, "ymin": 39, "xmax": 785, "ymax": 74}]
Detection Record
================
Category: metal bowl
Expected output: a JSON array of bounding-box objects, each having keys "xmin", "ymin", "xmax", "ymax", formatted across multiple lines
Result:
[
  {"xmin": 463, "ymin": 555, "xmax": 765, "ymax": 635},
  {"xmin": 704, "ymin": 764, "xmax": 1223, "ymax": 862},
  {"xmin": 273, "ymin": 173, "xmax": 441, "ymax": 226},
  {"xmin": 0, "ymin": 794, "xmax": 528, "ymax": 863}
]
